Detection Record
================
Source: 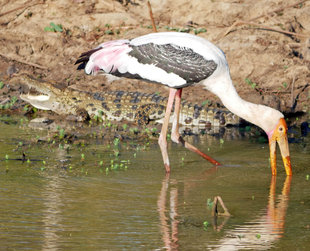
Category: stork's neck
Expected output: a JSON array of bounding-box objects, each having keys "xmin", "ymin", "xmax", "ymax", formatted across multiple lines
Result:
[{"xmin": 204, "ymin": 74, "xmax": 283, "ymax": 133}]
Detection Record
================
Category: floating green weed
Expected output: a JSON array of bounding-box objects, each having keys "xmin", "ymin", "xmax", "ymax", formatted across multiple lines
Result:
[
  {"xmin": 282, "ymin": 82, "xmax": 288, "ymax": 88},
  {"xmin": 44, "ymin": 22, "xmax": 63, "ymax": 32},
  {"xmin": 203, "ymin": 221, "xmax": 209, "ymax": 230},
  {"xmin": 5, "ymin": 154, "xmax": 9, "ymax": 160},
  {"xmin": 81, "ymin": 153, "xmax": 85, "ymax": 160},
  {"xmin": 306, "ymin": 174, "xmax": 309, "ymax": 181},
  {"xmin": 256, "ymin": 234, "xmax": 261, "ymax": 239},
  {"xmin": 113, "ymin": 138, "xmax": 120, "ymax": 146},
  {"xmin": 207, "ymin": 198, "xmax": 213, "ymax": 208},
  {"xmin": 58, "ymin": 128, "xmax": 65, "ymax": 139},
  {"xmin": 0, "ymin": 81, "xmax": 4, "ymax": 89},
  {"xmin": 113, "ymin": 149, "xmax": 120, "ymax": 157},
  {"xmin": 220, "ymin": 139, "xmax": 224, "ymax": 148}
]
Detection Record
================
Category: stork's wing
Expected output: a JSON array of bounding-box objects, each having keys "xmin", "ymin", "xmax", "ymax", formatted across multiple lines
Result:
[{"xmin": 128, "ymin": 43, "xmax": 218, "ymax": 84}]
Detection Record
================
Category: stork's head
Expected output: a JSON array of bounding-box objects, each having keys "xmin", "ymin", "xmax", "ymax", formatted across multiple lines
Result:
[{"xmin": 266, "ymin": 117, "xmax": 292, "ymax": 176}]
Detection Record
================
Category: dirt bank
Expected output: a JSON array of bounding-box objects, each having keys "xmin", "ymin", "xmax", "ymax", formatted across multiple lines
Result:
[{"xmin": 0, "ymin": 0, "xmax": 309, "ymax": 115}]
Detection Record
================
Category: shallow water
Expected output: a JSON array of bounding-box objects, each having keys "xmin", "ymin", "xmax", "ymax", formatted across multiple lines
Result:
[{"xmin": 0, "ymin": 115, "xmax": 310, "ymax": 250}]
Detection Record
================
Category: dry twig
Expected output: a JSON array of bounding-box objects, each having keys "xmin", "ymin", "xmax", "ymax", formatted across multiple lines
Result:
[
  {"xmin": 147, "ymin": 1, "xmax": 157, "ymax": 32},
  {"xmin": 220, "ymin": 0, "xmax": 310, "ymax": 40},
  {"xmin": 212, "ymin": 196, "xmax": 231, "ymax": 217},
  {"xmin": 223, "ymin": 21, "xmax": 310, "ymax": 39},
  {"xmin": 0, "ymin": 0, "xmax": 44, "ymax": 18},
  {"xmin": 0, "ymin": 53, "xmax": 47, "ymax": 70},
  {"xmin": 249, "ymin": 0, "xmax": 308, "ymax": 22}
]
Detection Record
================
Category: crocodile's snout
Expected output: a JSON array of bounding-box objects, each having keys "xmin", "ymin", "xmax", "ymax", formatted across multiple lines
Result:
[{"xmin": 20, "ymin": 93, "xmax": 53, "ymax": 110}]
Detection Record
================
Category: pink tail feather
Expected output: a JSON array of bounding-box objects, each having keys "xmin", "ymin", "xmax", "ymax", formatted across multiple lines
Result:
[{"xmin": 75, "ymin": 40, "xmax": 131, "ymax": 75}]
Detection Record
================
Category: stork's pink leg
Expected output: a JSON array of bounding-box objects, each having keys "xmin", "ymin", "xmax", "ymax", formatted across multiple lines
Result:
[
  {"xmin": 171, "ymin": 89, "xmax": 221, "ymax": 166},
  {"xmin": 158, "ymin": 88, "xmax": 178, "ymax": 173}
]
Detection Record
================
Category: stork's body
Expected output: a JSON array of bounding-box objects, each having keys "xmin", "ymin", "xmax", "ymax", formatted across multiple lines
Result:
[{"xmin": 76, "ymin": 32, "xmax": 292, "ymax": 176}]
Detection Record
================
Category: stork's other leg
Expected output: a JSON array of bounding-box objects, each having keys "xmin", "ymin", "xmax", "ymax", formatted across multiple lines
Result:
[
  {"xmin": 171, "ymin": 89, "xmax": 182, "ymax": 143},
  {"xmin": 171, "ymin": 89, "xmax": 221, "ymax": 166},
  {"xmin": 158, "ymin": 88, "xmax": 178, "ymax": 173}
]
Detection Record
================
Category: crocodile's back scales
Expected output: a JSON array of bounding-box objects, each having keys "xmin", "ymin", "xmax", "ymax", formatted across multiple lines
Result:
[{"xmin": 15, "ymin": 74, "xmax": 241, "ymax": 127}]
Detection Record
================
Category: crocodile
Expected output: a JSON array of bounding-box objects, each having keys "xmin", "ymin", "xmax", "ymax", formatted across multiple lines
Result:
[{"xmin": 11, "ymin": 74, "xmax": 241, "ymax": 127}]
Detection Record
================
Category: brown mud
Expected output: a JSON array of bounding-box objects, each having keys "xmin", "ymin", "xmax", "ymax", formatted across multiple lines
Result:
[{"xmin": 0, "ymin": 0, "xmax": 309, "ymax": 128}]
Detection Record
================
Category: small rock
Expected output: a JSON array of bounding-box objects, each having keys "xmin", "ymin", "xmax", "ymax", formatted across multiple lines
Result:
[
  {"xmin": 28, "ymin": 117, "xmax": 53, "ymax": 129},
  {"xmin": 30, "ymin": 117, "xmax": 52, "ymax": 124}
]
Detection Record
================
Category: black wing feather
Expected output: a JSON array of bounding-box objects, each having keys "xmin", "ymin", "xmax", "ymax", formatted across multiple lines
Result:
[
  {"xmin": 75, "ymin": 47, "xmax": 102, "ymax": 70},
  {"xmin": 128, "ymin": 43, "xmax": 217, "ymax": 84}
]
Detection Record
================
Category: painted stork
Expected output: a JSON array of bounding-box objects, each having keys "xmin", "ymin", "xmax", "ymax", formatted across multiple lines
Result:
[{"xmin": 75, "ymin": 32, "xmax": 292, "ymax": 176}]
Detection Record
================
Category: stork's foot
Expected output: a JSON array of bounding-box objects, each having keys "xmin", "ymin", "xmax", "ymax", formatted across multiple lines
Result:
[
  {"xmin": 172, "ymin": 132, "xmax": 221, "ymax": 166},
  {"xmin": 183, "ymin": 138, "xmax": 221, "ymax": 166}
]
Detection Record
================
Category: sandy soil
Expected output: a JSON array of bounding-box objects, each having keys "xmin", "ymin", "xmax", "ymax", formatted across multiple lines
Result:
[{"xmin": 0, "ymin": 0, "xmax": 309, "ymax": 115}]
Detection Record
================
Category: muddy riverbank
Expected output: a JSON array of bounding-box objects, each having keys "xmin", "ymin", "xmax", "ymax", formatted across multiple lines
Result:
[{"xmin": 0, "ymin": 0, "xmax": 309, "ymax": 116}]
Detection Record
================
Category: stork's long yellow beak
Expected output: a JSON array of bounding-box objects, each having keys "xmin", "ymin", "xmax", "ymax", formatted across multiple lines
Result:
[{"xmin": 268, "ymin": 118, "xmax": 292, "ymax": 176}]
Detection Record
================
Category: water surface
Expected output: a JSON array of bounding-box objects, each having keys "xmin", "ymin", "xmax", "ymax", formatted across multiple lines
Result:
[{"xmin": 0, "ymin": 116, "xmax": 309, "ymax": 250}]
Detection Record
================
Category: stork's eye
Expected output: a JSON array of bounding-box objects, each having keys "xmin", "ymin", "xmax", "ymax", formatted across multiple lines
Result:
[{"xmin": 279, "ymin": 126, "xmax": 283, "ymax": 132}]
